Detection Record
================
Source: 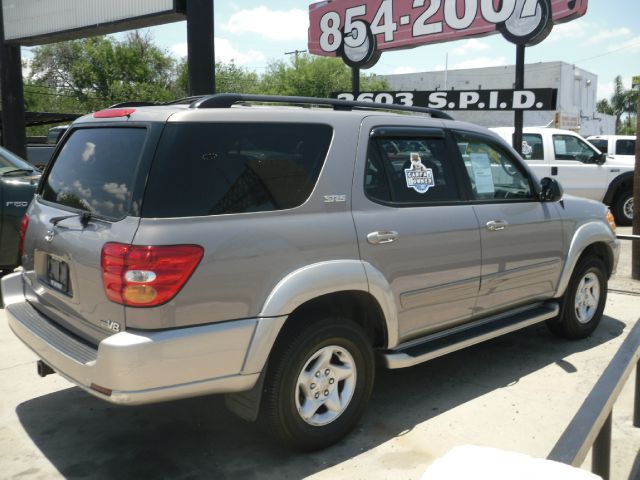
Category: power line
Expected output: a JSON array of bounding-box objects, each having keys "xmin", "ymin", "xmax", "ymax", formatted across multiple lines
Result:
[{"xmin": 573, "ymin": 41, "xmax": 640, "ymax": 64}]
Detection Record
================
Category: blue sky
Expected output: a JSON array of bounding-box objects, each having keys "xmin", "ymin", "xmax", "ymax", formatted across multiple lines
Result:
[{"xmin": 24, "ymin": 0, "xmax": 640, "ymax": 101}]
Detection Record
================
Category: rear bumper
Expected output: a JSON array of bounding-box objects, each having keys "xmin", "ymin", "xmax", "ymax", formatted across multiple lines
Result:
[{"xmin": 2, "ymin": 272, "xmax": 264, "ymax": 405}]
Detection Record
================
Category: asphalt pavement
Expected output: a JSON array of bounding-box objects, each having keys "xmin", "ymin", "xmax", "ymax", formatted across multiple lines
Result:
[{"xmin": 1, "ymin": 227, "xmax": 638, "ymax": 479}]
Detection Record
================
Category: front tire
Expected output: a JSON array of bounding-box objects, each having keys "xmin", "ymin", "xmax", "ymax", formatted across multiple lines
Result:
[
  {"xmin": 547, "ymin": 256, "xmax": 607, "ymax": 339},
  {"xmin": 260, "ymin": 316, "xmax": 374, "ymax": 451},
  {"xmin": 611, "ymin": 187, "xmax": 633, "ymax": 226}
]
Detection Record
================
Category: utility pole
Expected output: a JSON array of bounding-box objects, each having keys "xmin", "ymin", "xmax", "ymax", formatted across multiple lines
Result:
[{"xmin": 285, "ymin": 49, "xmax": 306, "ymax": 68}]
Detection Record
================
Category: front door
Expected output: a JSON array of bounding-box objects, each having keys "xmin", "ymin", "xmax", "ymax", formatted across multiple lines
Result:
[
  {"xmin": 549, "ymin": 133, "xmax": 607, "ymax": 201},
  {"xmin": 451, "ymin": 130, "xmax": 564, "ymax": 316}
]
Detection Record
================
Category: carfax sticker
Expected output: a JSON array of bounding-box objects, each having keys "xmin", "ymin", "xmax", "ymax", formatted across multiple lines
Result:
[{"xmin": 404, "ymin": 152, "xmax": 435, "ymax": 194}]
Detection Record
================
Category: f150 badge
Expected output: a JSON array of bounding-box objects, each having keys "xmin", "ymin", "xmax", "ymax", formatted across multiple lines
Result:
[{"xmin": 5, "ymin": 201, "xmax": 29, "ymax": 207}]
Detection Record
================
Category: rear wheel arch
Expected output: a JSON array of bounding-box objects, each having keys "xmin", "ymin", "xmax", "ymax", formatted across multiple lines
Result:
[{"xmin": 276, "ymin": 290, "xmax": 388, "ymax": 350}]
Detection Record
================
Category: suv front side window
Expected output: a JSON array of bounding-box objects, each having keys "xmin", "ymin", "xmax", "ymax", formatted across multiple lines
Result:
[
  {"xmin": 453, "ymin": 131, "xmax": 534, "ymax": 201},
  {"xmin": 553, "ymin": 134, "xmax": 600, "ymax": 163},
  {"xmin": 365, "ymin": 135, "xmax": 460, "ymax": 205}
]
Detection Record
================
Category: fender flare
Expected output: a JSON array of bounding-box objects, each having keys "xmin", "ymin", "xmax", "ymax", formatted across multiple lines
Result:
[
  {"xmin": 242, "ymin": 260, "xmax": 398, "ymax": 375},
  {"xmin": 603, "ymin": 171, "xmax": 633, "ymax": 205},
  {"xmin": 554, "ymin": 221, "xmax": 618, "ymax": 298}
]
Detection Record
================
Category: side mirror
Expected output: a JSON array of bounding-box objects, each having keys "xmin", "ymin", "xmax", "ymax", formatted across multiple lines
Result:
[
  {"xmin": 540, "ymin": 177, "xmax": 563, "ymax": 202},
  {"xmin": 595, "ymin": 152, "xmax": 607, "ymax": 165}
]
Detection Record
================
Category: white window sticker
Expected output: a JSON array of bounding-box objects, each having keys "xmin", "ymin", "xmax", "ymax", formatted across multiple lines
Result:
[
  {"xmin": 404, "ymin": 152, "xmax": 435, "ymax": 194},
  {"xmin": 469, "ymin": 153, "xmax": 495, "ymax": 194},
  {"xmin": 554, "ymin": 139, "xmax": 567, "ymax": 155}
]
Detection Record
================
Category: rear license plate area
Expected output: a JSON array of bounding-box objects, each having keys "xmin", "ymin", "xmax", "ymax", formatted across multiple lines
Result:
[{"xmin": 46, "ymin": 256, "xmax": 70, "ymax": 294}]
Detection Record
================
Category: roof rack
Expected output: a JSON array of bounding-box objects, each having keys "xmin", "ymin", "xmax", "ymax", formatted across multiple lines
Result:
[
  {"xmin": 189, "ymin": 93, "xmax": 454, "ymax": 120},
  {"xmin": 166, "ymin": 96, "xmax": 206, "ymax": 105}
]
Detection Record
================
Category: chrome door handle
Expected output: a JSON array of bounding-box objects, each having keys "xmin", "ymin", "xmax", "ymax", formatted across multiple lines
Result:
[
  {"xmin": 367, "ymin": 230, "xmax": 399, "ymax": 245},
  {"xmin": 486, "ymin": 220, "xmax": 508, "ymax": 231}
]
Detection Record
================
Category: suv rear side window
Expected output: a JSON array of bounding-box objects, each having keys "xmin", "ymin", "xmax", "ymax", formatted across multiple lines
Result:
[
  {"xmin": 142, "ymin": 123, "xmax": 332, "ymax": 217},
  {"xmin": 41, "ymin": 128, "xmax": 146, "ymax": 220},
  {"xmin": 365, "ymin": 137, "xmax": 460, "ymax": 204}
]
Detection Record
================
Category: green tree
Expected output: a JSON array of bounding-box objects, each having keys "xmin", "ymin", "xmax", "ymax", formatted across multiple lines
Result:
[
  {"xmin": 175, "ymin": 60, "xmax": 261, "ymax": 96},
  {"xmin": 260, "ymin": 54, "xmax": 389, "ymax": 98},
  {"xmin": 596, "ymin": 98, "xmax": 614, "ymax": 115},
  {"xmin": 598, "ymin": 76, "xmax": 639, "ymax": 133},
  {"xmin": 28, "ymin": 32, "xmax": 177, "ymax": 109}
]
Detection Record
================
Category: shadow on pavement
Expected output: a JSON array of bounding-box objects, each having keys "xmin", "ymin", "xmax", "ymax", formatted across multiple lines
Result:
[{"xmin": 15, "ymin": 316, "xmax": 626, "ymax": 479}]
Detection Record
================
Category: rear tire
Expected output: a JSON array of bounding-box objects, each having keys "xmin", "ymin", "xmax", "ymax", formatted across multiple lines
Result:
[
  {"xmin": 546, "ymin": 256, "xmax": 607, "ymax": 339},
  {"xmin": 611, "ymin": 187, "xmax": 633, "ymax": 226},
  {"xmin": 260, "ymin": 315, "xmax": 374, "ymax": 451}
]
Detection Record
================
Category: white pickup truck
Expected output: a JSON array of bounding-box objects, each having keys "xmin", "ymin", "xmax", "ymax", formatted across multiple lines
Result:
[{"xmin": 491, "ymin": 127, "xmax": 634, "ymax": 225}]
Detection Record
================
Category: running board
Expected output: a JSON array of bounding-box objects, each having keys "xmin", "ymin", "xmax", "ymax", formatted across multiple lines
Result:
[{"xmin": 381, "ymin": 302, "xmax": 559, "ymax": 369}]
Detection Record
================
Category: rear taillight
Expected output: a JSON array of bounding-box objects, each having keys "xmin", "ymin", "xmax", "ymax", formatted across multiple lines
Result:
[
  {"xmin": 101, "ymin": 243, "xmax": 204, "ymax": 307},
  {"xmin": 18, "ymin": 215, "xmax": 30, "ymax": 259}
]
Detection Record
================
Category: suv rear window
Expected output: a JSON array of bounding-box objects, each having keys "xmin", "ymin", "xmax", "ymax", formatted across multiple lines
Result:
[
  {"xmin": 142, "ymin": 123, "xmax": 333, "ymax": 218},
  {"xmin": 41, "ymin": 128, "xmax": 147, "ymax": 220}
]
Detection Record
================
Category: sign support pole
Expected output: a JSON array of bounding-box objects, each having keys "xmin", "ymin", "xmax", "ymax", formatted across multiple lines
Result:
[
  {"xmin": 186, "ymin": 0, "xmax": 215, "ymax": 95},
  {"xmin": 352, "ymin": 67, "xmax": 360, "ymax": 97},
  {"xmin": 513, "ymin": 44, "xmax": 525, "ymax": 156},
  {"xmin": 0, "ymin": 0, "xmax": 27, "ymax": 159}
]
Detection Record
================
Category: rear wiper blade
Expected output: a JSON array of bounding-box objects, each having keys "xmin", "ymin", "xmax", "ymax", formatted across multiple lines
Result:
[
  {"xmin": 2, "ymin": 168, "xmax": 36, "ymax": 176},
  {"xmin": 50, "ymin": 211, "xmax": 92, "ymax": 228}
]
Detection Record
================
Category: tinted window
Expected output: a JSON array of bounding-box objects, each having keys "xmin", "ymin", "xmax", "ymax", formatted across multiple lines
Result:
[
  {"xmin": 41, "ymin": 128, "xmax": 146, "ymax": 220},
  {"xmin": 589, "ymin": 139, "xmax": 608, "ymax": 153},
  {"xmin": 142, "ymin": 123, "xmax": 332, "ymax": 217},
  {"xmin": 616, "ymin": 139, "xmax": 635, "ymax": 155},
  {"xmin": 522, "ymin": 134, "xmax": 544, "ymax": 160},
  {"xmin": 365, "ymin": 136, "xmax": 460, "ymax": 205},
  {"xmin": 453, "ymin": 131, "xmax": 533, "ymax": 201},
  {"xmin": 552, "ymin": 134, "xmax": 599, "ymax": 162}
]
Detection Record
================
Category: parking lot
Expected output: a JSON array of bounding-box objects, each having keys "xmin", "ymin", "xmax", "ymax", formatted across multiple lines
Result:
[{"xmin": 1, "ymin": 227, "xmax": 638, "ymax": 480}]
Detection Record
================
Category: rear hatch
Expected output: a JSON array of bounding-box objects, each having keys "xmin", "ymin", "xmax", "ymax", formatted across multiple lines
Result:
[{"xmin": 21, "ymin": 123, "xmax": 160, "ymax": 344}]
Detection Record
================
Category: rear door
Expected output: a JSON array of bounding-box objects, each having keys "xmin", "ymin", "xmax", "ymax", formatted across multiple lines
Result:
[
  {"xmin": 352, "ymin": 119, "xmax": 481, "ymax": 343},
  {"xmin": 21, "ymin": 124, "xmax": 159, "ymax": 344}
]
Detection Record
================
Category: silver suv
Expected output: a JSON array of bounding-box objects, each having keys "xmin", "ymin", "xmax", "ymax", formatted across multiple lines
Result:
[{"xmin": 2, "ymin": 95, "xmax": 619, "ymax": 451}]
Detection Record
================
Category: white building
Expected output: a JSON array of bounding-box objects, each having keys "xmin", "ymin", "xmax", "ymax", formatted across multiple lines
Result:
[{"xmin": 381, "ymin": 61, "xmax": 615, "ymax": 137}]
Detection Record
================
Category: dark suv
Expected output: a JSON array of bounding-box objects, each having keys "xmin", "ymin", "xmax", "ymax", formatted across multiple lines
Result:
[
  {"xmin": 0, "ymin": 146, "xmax": 40, "ymax": 273},
  {"xmin": 3, "ymin": 95, "xmax": 619, "ymax": 450}
]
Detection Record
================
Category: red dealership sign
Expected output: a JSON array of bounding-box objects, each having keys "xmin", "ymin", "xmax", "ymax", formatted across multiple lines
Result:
[{"xmin": 308, "ymin": 0, "xmax": 587, "ymax": 68}]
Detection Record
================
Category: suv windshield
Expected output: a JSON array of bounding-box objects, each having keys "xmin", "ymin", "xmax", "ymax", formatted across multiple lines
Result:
[
  {"xmin": 41, "ymin": 127, "xmax": 147, "ymax": 220},
  {"xmin": 142, "ymin": 122, "xmax": 333, "ymax": 218}
]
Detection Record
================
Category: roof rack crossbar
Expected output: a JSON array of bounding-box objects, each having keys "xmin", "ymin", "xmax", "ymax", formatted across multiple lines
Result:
[{"xmin": 189, "ymin": 93, "xmax": 454, "ymax": 120}]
